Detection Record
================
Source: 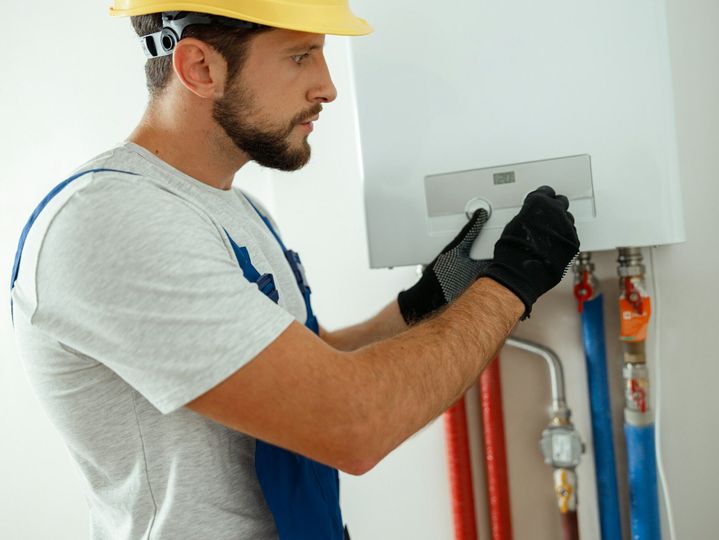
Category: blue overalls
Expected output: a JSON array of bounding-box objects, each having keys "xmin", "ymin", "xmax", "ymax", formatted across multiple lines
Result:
[{"xmin": 10, "ymin": 169, "xmax": 347, "ymax": 540}]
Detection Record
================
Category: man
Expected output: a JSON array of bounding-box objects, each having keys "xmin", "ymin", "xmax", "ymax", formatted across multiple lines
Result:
[{"xmin": 10, "ymin": 2, "xmax": 579, "ymax": 539}]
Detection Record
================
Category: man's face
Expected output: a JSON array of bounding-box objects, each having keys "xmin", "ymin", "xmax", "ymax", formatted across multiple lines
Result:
[{"xmin": 213, "ymin": 29, "xmax": 337, "ymax": 171}]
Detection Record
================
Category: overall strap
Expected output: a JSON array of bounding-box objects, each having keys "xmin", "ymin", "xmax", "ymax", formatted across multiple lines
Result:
[
  {"xmin": 224, "ymin": 232, "xmax": 280, "ymax": 304},
  {"xmin": 243, "ymin": 197, "xmax": 320, "ymax": 334},
  {"xmin": 10, "ymin": 168, "xmax": 139, "ymax": 321},
  {"xmin": 232, "ymin": 197, "xmax": 343, "ymax": 540},
  {"xmin": 244, "ymin": 197, "xmax": 288, "ymax": 252}
]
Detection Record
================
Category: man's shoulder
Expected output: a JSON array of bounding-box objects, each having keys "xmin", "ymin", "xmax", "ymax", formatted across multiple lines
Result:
[
  {"xmin": 68, "ymin": 143, "xmax": 145, "ymax": 183},
  {"xmin": 25, "ymin": 145, "xmax": 223, "ymax": 285},
  {"xmin": 49, "ymin": 144, "xmax": 215, "ymax": 230},
  {"xmin": 11, "ymin": 145, "xmax": 217, "ymax": 323}
]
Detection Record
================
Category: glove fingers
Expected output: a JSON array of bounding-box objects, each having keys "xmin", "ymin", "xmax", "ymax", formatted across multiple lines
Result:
[
  {"xmin": 529, "ymin": 185, "xmax": 556, "ymax": 199},
  {"xmin": 441, "ymin": 208, "xmax": 488, "ymax": 253},
  {"xmin": 482, "ymin": 184, "xmax": 580, "ymax": 318},
  {"xmin": 457, "ymin": 208, "xmax": 489, "ymax": 250},
  {"xmin": 556, "ymin": 194, "xmax": 570, "ymax": 210}
]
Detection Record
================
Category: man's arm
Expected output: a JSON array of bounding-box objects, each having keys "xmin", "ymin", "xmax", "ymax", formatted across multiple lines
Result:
[
  {"xmin": 189, "ymin": 186, "xmax": 579, "ymax": 475},
  {"xmin": 319, "ymin": 300, "xmax": 407, "ymax": 351},
  {"xmin": 188, "ymin": 277, "xmax": 521, "ymax": 475}
]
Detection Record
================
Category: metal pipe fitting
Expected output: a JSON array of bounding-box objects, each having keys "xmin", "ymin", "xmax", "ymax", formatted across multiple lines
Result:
[
  {"xmin": 575, "ymin": 251, "xmax": 595, "ymax": 274},
  {"xmin": 505, "ymin": 337, "xmax": 569, "ymax": 421},
  {"xmin": 623, "ymin": 341, "xmax": 646, "ymax": 364},
  {"xmin": 617, "ymin": 247, "xmax": 645, "ymax": 278},
  {"xmin": 505, "ymin": 337, "xmax": 584, "ymax": 538}
]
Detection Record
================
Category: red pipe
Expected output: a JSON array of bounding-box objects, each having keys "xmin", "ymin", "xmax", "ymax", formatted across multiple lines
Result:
[
  {"xmin": 444, "ymin": 396, "xmax": 478, "ymax": 540},
  {"xmin": 480, "ymin": 357, "xmax": 513, "ymax": 540},
  {"xmin": 560, "ymin": 510, "xmax": 580, "ymax": 540}
]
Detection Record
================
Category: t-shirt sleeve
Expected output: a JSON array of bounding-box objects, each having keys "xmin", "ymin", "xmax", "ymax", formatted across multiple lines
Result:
[{"xmin": 33, "ymin": 179, "xmax": 294, "ymax": 414}]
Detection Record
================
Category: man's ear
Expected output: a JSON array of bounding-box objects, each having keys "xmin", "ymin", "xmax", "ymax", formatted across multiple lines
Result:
[{"xmin": 171, "ymin": 38, "xmax": 228, "ymax": 99}]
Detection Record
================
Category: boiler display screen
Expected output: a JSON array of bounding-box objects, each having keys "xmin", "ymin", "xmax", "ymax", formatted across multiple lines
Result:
[{"xmin": 493, "ymin": 171, "xmax": 516, "ymax": 185}]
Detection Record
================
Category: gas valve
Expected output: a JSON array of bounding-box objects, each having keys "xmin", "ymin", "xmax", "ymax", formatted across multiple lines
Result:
[{"xmin": 539, "ymin": 424, "xmax": 585, "ymax": 469}]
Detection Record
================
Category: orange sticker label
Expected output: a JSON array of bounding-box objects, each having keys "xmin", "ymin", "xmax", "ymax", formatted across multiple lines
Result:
[{"xmin": 620, "ymin": 297, "xmax": 652, "ymax": 342}]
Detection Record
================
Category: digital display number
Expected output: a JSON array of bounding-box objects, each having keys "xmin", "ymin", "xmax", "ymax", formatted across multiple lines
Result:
[{"xmin": 493, "ymin": 171, "xmax": 516, "ymax": 185}]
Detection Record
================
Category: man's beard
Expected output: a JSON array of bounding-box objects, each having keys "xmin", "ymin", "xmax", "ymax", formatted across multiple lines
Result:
[{"xmin": 213, "ymin": 82, "xmax": 322, "ymax": 172}]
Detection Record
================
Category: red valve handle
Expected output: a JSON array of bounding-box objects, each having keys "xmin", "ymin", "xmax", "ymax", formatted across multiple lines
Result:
[
  {"xmin": 623, "ymin": 277, "xmax": 644, "ymax": 315},
  {"xmin": 573, "ymin": 271, "xmax": 593, "ymax": 313}
]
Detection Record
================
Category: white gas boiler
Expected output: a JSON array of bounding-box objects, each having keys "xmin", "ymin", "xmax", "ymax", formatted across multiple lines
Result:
[{"xmin": 352, "ymin": 0, "xmax": 685, "ymax": 267}]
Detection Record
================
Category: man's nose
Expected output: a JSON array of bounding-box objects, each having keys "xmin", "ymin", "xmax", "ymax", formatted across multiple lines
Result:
[{"xmin": 308, "ymin": 54, "xmax": 337, "ymax": 103}]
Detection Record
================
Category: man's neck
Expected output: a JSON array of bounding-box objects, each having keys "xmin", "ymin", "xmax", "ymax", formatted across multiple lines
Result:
[{"xmin": 128, "ymin": 99, "xmax": 250, "ymax": 191}]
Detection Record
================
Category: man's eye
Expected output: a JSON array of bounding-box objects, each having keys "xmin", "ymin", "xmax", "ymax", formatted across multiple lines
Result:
[{"xmin": 292, "ymin": 53, "xmax": 310, "ymax": 64}]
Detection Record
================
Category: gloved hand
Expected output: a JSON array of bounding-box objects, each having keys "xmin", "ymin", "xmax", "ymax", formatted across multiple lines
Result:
[
  {"xmin": 398, "ymin": 208, "xmax": 490, "ymax": 325},
  {"xmin": 480, "ymin": 185, "xmax": 580, "ymax": 319}
]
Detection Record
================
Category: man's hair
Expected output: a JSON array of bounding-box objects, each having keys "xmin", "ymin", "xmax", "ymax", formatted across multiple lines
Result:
[{"xmin": 131, "ymin": 13, "xmax": 272, "ymax": 99}]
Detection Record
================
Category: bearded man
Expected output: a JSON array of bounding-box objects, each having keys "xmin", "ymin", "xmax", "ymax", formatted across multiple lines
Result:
[{"xmin": 10, "ymin": 3, "xmax": 579, "ymax": 539}]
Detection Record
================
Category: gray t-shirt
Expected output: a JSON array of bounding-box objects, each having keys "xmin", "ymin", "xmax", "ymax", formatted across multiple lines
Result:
[{"xmin": 11, "ymin": 142, "xmax": 308, "ymax": 539}]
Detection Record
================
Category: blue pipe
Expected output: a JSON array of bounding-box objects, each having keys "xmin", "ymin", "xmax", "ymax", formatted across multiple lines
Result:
[
  {"xmin": 624, "ymin": 423, "xmax": 661, "ymax": 540},
  {"xmin": 581, "ymin": 294, "xmax": 623, "ymax": 540}
]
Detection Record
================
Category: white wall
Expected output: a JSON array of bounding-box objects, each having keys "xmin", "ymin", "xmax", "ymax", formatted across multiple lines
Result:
[
  {"xmin": 1, "ymin": 1, "xmax": 717, "ymax": 539},
  {"xmin": 648, "ymin": 0, "xmax": 719, "ymax": 536}
]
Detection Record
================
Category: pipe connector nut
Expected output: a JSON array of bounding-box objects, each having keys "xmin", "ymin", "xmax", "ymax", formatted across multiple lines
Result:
[{"xmin": 539, "ymin": 424, "xmax": 584, "ymax": 469}]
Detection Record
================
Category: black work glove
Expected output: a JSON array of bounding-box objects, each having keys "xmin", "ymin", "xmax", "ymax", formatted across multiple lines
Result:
[
  {"xmin": 398, "ymin": 209, "xmax": 490, "ymax": 325},
  {"xmin": 480, "ymin": 185, "xmax": 580, "ymax": 319}
]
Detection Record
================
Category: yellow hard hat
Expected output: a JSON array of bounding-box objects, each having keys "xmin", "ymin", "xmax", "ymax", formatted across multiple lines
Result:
[{"xmin": 109, "ymin": 0, "xmax": 372, "ymax": 36}]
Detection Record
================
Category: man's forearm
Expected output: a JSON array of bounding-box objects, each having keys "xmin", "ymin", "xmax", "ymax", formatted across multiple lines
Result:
[
  {"xmin": 188, "ymin": 277, "xmax": 522, "ymax": 475},
  {"xmin": 345, "ymin": 277, "xmax": 522, "ymax": 470},
  {"xmin": 320, "ymin": 300, "xmax": 408, "ymax": 351}
]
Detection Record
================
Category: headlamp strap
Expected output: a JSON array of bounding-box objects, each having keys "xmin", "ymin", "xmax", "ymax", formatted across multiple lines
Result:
[{"xmin": 139, "ymin": 11, "xmax": 264, "ymax": 59}]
